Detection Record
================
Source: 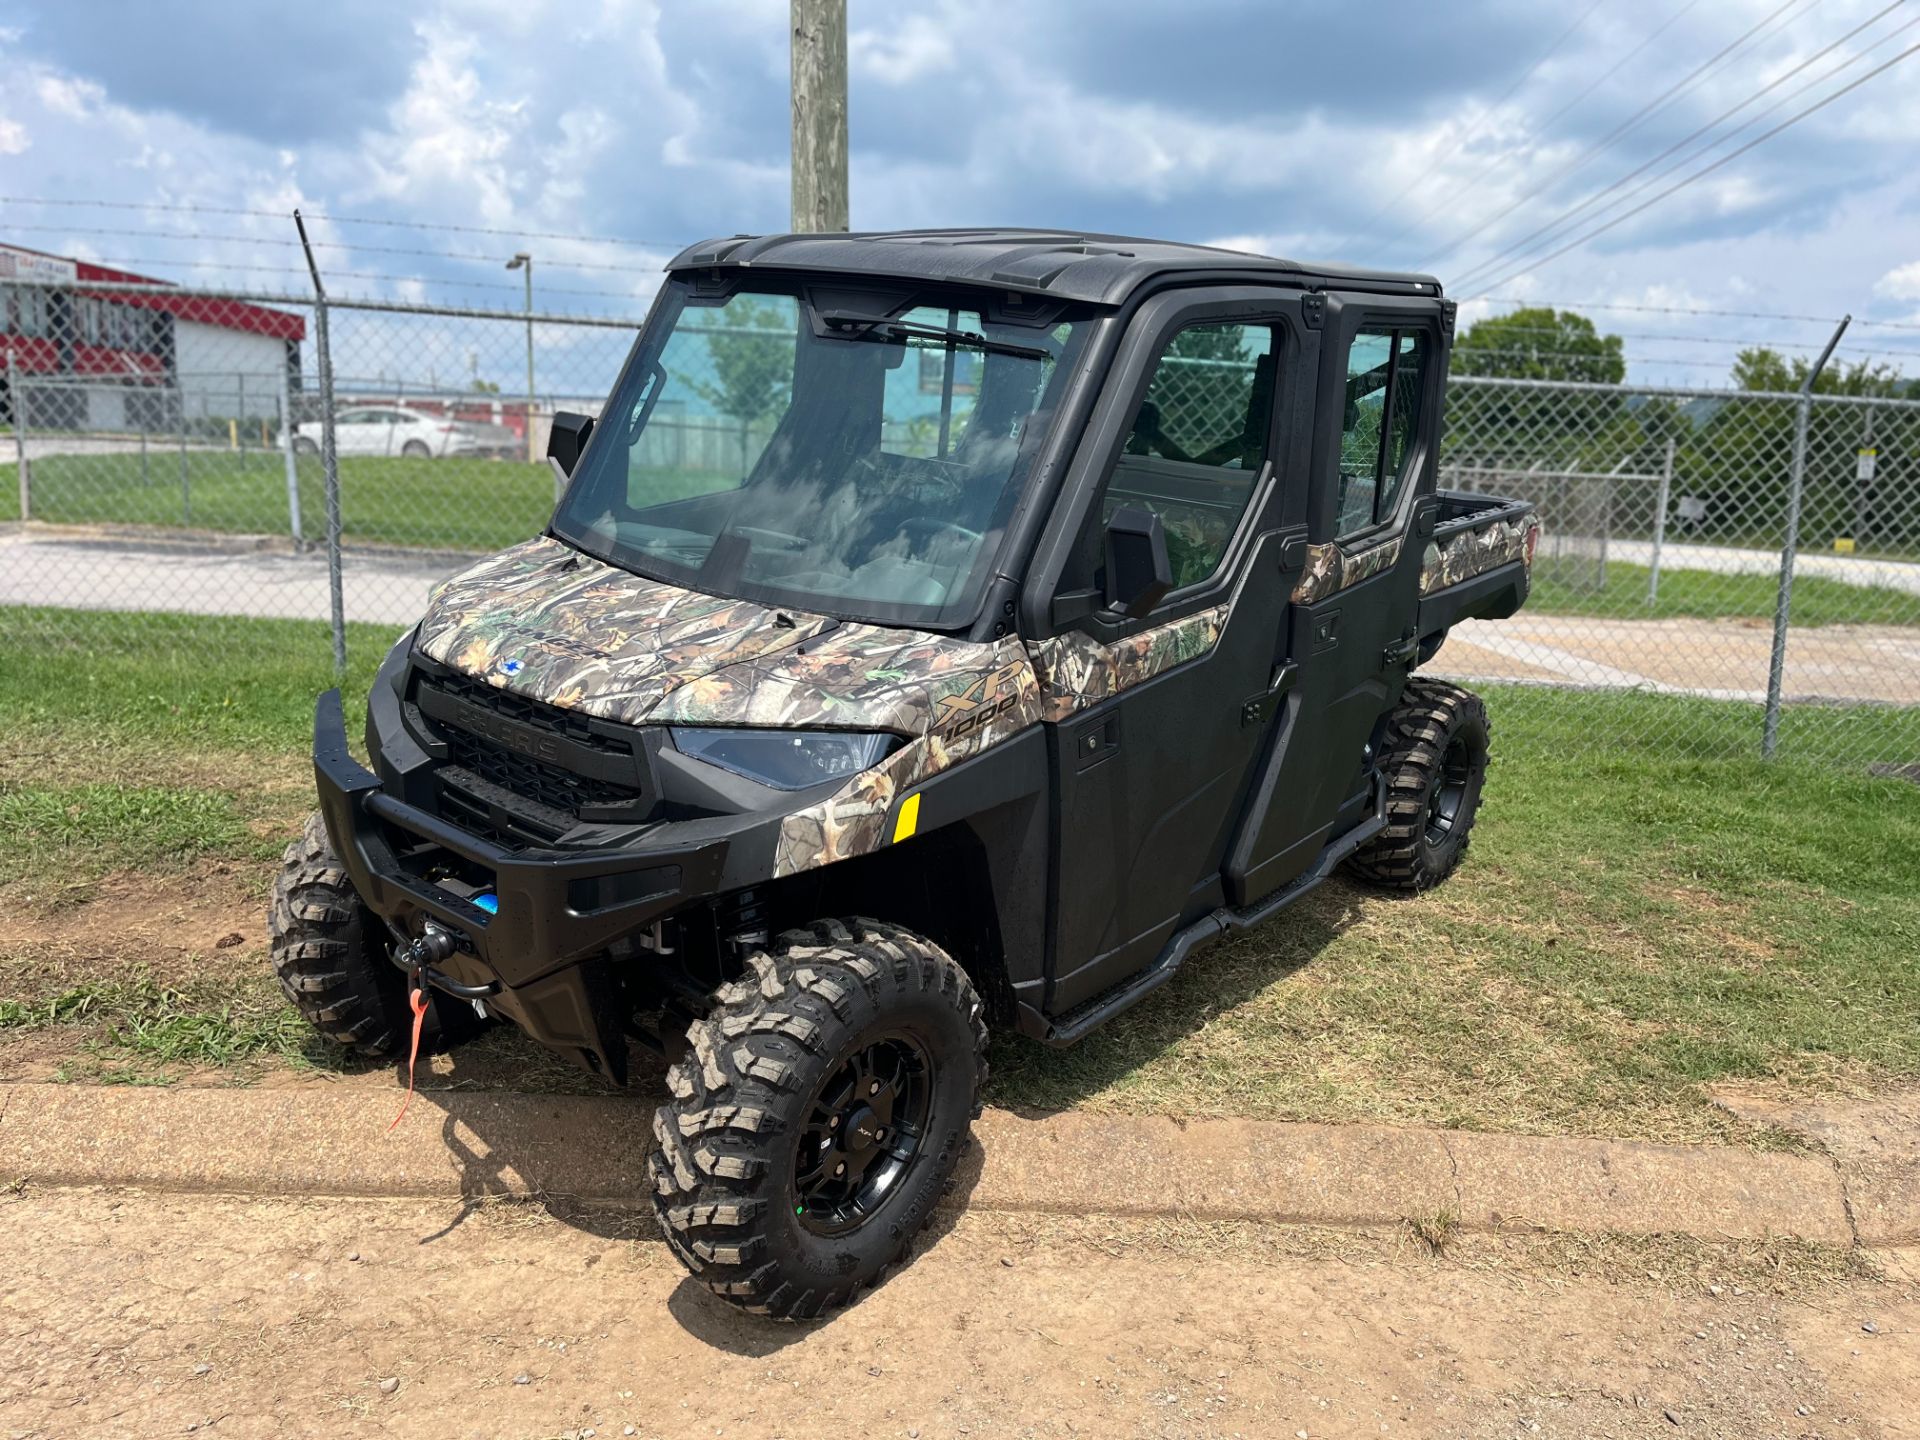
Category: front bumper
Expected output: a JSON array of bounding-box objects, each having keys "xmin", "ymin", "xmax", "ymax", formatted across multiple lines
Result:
[{"xmin": 311, "ymin": 688, "xmax": 728, "ymax": 1080}]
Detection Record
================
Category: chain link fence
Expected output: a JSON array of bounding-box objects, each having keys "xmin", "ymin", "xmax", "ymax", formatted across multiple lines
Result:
[
  {"xmin": 4, "ymin": 275, "xmax": 1916, "ymax": 769},
  {"xmin": 1435, "ymin": 375, "xmax": 1920, "ymax": 767}
]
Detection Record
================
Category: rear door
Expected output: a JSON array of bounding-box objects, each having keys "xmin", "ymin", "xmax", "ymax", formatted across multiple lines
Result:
[
  {"xmin": 1224, "ymin": 292, "xmax": 1445, "ymax": 904},
  {"xmin": 1024, "ymin": 287, "xmax": 1315, "ymax": 1019}
]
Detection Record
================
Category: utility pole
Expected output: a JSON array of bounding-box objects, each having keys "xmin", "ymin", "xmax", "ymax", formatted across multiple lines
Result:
[
  {"xmin": 506, "ymin": 251, "xmax": 536, "ymax": 462},
  {"xmin": 790, "ymin": 0, "xmax": 848, "ymax": 232}
]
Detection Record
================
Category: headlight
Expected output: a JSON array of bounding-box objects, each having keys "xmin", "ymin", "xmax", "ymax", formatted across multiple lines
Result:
[{"xmin": 668, "ymin": 728, "xmax": 895, "ymax": 790}]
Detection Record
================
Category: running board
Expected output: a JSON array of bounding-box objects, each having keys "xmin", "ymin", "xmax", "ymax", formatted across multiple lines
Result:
[{"xmin": 1043, "ymin": 773, "xmax": 1388, "ymax": 1047}]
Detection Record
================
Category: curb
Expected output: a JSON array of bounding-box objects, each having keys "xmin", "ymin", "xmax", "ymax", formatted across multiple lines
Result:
[{"xmin": 0, "ymin": 1083, "xmax": 1865, "ymax": 1246}]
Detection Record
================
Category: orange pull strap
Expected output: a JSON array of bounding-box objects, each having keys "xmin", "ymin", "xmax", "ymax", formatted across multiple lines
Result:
[{"xmin": 386, "ymin": 981, "xmax": 431, "ymax": 1134}]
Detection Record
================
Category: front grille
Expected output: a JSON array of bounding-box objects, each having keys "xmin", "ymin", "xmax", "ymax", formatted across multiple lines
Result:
[
  {"xmin": 425, "ymin": 667, "xmax": 629, "ymax": 754},
  {"xmin": 411, "ymin": 661, "xmax": 649, "ymax": 829},
  {"xmin": 441, "ymin": 727, "xmax": 642, "ymax": 814}
]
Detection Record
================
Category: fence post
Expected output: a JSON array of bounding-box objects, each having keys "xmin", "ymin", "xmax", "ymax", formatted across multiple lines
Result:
[
  {"xmin": 279, "ymin": 363, "xmax": 304, "ymax": 550},
  {"xmin": 1647, "ymin": 437, "xmax": 1675, "ymax": 607},
  {"xmin": 178, "ymin": 406, "xmax": 191, "ymax": 528},
  {"xmin": 1855, "ymin": 404, "xmax": 1875, "ymax": 546},
  {"xmin": 1763, "ymin": 316, "xmax": 1850, "ymax": 759},
  {"xmin": 140, "ymin": 424, "xmax": 150, "ymax": 487},
  {"xmin": 7, "ymin": 349, "xmax": 28, "ymax": 522},
  {"xmin": 296, "ymin": 211, "xmax": 349, "ymax": 676}
]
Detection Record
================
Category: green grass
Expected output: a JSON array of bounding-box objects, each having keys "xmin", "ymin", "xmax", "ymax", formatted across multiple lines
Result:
[
  {"xmin": 4, "ymin": 608, "xmax": 1920, "ymax": 1141},
  {"xmin": 1530, "ymin": 560, "xmax": 1916, "ymax": 627},
  {"xmin": 0, "ymin": 783, "xmax": 261, "ymax": 888},
  {"xmin": 0, "ymin": 608, "xmax": 389, "ymax": 753},
  {"xmin": 994, "ymin": 688, "xmax": 1920, "ymax": 1140},
  {"xmin": 0, "ymin": 973, "xmax": 317, "ymax": 1076},
  {"xmin": 0, "ymin": 450, "xmax": 715, "ymax": 553},
  {"xmin": 1, "ymin": 450, "xmax": 551, "ymax": 551}
]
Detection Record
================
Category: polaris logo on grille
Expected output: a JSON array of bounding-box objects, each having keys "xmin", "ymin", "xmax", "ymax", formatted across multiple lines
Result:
[
  {"xmin": 461, "ymin": 709, "xmax": 561, "ymax": 762},
  {"xmin": 499, "ymin": 658, "xmax": 524, "ymax": 677}
]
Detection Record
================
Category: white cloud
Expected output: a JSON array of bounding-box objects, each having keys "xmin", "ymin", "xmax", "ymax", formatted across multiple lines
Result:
[
  {"xmin": 0, "ymin": 115, "xmax": 26, "ymax": 154},
  {"xmin": 33, "ymin": 72, "xmax": 100, "ymax": 118},
  {"xmin": 1877, "ymin": 261, "xmax": 1920, "ymax": 301},
  {"xmin": 850, "ymin": 13, "xmax": 954, "ymax": 84}
]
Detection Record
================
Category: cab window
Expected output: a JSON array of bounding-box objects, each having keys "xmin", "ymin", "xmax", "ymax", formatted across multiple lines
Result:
[
  {"xmin": 1101, "ymin": 321, "xmax": 1276, "ymax": 591},
  {"xmin": 1335, "ymin": 327, "xmax": 1429, "ymax": 537}
]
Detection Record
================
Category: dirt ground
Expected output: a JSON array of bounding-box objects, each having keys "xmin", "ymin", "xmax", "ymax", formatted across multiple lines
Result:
[{"xmin": 1, "ymin": 1186, "xmax": 1914, "ymax": 1440}]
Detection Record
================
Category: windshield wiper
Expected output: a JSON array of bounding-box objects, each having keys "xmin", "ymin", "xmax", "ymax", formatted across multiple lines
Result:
[{"xmin": 816, "ymin": 309, "xmax": 1050, "ymax": 362}]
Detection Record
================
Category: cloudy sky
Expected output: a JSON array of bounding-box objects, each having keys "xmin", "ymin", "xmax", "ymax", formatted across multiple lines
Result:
[{"xmin": 3, "ymin": 0, "xmax": 1919, "ymax": 384}]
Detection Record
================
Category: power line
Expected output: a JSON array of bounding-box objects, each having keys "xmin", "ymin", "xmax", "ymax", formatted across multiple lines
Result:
[
  {"xmin": 66, "ymin": 254, "xmax": 653, "ymax": 303},
  {"xmin": 1333, "ymin": 0, "xmax": 1605, "ymax": 256},
  {"xmin": 0, "ymin": 221, "xmax": 668, "ymax": 273},
  {"xmin": 1478, "ymin": 297, "xmax": 1920, "ymax": 332},
  {"xmin": 1387, "ymin": 0, "xmax": 1707, "ymax": 258},
  {"xmin": 0, "ymin": 195, "xmax": 677, "ymax": 249},
  {"xmin": 1459, "ymin": 40, "xmax": 1920, "ymax": 299},
  {"xmin": 1419, "ymin": 0, "xmax": 1819, "ymax": 271},
  {"xmin": 1448, "ymin": 2, "xmax": 1917, "ymax": 290}
]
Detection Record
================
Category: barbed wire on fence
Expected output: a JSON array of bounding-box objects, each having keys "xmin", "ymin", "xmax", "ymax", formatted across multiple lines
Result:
[{"xmin": 1, "ymin": 273, "xmax": 1915, "ymax": 771}]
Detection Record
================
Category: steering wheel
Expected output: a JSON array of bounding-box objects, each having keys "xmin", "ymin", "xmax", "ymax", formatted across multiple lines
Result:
[
  {"xmin": 733, "ymin": 526, "xmax": 810, "ymax": 552},
  {"xmin": 900, "ymin": 516, "xmax": 982, "ymax": 552}
]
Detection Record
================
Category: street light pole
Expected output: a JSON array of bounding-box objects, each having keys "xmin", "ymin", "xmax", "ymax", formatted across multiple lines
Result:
[{"xmin": 506, "ymin": 251, "xmax": 536, "ymax": 462}]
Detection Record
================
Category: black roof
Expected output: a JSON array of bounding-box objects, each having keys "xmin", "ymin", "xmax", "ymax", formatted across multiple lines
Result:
[{"xmin": 666, "ymin": 228, "xmax": 1441, "ymax": 307}]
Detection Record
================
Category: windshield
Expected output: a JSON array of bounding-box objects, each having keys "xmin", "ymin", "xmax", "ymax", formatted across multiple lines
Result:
[{"xmin": 550, "ymin": 280, "xmax": 1091, "ymax": 629}]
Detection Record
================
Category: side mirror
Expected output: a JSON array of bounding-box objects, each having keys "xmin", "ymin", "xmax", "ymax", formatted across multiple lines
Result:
[
  {"xmin": 547, "ymin": 411, "xmax": 595, "ymax": 476},
  {"xmin": 1103, "ymin": 505, "xmax": 1172, "ymax": 619}
]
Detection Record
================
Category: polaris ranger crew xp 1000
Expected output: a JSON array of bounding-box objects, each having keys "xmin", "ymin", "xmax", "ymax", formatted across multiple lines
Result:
[{"xmin": 272, "ymin": 229, "xmax": 1539, "ymax": 1318}]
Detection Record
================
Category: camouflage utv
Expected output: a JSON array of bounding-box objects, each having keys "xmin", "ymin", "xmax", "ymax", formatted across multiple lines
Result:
[{"xmin": 272, "ymin": 229, "xmax": 1538, "ymax": 1318}]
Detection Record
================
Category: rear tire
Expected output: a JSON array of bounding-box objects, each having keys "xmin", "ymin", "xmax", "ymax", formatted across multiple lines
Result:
[
  {"xmin": 1346, "ymin": 678, "xmax": 1490, "ymax": 893},
  {"xmin": 650, "ymin": 918, "xmax": 987, "ymax": 1319},
  {"xmin": 292, "ymin": 436, "xmax": 319, "ymax": 457},
  {"xmin": 400, "ymin": 439, "xmax": 433, "ymax": 459},
  {"xmin": 267, "ymin": 812, "xmax": 482, "ymax": 1056}
]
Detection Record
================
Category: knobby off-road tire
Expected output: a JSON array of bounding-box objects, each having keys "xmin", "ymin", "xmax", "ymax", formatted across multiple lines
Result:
[
  {"xmin": 1346, "ymin": 678, "xmax": 1490, "ymax": 894},
  {"xmin": 267, "ymin": 811, "xmax": 481, "ymax": 1056},
  {"xmin": 651, "ymin": 918, "xmax": 988, "ymax": 1319}
]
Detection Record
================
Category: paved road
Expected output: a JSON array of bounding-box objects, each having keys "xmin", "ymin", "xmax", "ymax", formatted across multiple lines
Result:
[
  {"xmin": 0, "ymin": 528, "xmax": 455, "ymax": 627},
  {"xmin": 4, "ymin": 528, "xmax": 1916, "ymax": 705},
  {"xmin": 1609, "ymin": 537, "xmax": 1920, "ymax": 596}
]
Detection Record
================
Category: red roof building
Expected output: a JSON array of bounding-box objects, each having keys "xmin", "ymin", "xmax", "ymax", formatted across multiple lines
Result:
[{"xmin": 1, "ymin": 244, "xmax": 306, "ymax": 429}]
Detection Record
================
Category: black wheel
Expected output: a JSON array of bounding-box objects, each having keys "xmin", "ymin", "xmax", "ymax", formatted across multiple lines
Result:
[
  {"xmin": 1346, "ymin": 678, "xmax": 1490, "ymax": 893},
  {"xmin": 400, "ymin": 439, "xmax": 433, "ymax": 459},
  {"xmin": 292, "ymin": 436, "xmax": 319, "ymax": 457},
  {"xmin": 267, "ymin": 812, "xmax": 483, "ymax": 1056},
  {"xmin": 651, "ymin": 918, "xmax": 987, "ymax": 1319}
]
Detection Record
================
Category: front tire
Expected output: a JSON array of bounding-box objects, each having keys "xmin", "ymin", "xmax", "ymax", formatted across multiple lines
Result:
[
  {"xmin": 650, "ymin": 918, "xmax": 987, "ymax": 1319},
  {"xmin": 1346, "ymin": 679, "xmax": 1490, "ymax": 893}
]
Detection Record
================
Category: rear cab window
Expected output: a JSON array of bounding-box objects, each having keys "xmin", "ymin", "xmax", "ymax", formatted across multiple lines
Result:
[{"xmin": 1336, "ymin": 328, "xmax": 1429, "ymax": 538}]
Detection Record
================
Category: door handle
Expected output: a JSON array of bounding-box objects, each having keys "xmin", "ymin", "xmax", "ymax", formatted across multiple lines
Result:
[{"xmin": 1383, "ymin": 631, "xmax": 1419, "ymax": 667}]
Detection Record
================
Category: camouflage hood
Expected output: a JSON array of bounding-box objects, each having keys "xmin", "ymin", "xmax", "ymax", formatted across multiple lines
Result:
[{"xmin": 414, "ymin": 536, "xmax": 1027, "ymax": 738}]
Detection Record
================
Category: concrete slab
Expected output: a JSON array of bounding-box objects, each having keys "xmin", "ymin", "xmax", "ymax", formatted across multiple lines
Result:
[
  {"xmin": 0, "ymin": 1083, "xmax": 1866, "ymax": 1245},
  {"xmin": 1714, "ymin": 1087, "xmax": 1920, "ymax": 1247},
  {"xmin": 1446, "ymin": 1128, "xmax": 1854, "ymax": 1246}
]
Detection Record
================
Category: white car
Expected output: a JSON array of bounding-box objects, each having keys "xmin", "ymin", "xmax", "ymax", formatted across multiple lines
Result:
[{"xmin": 292, "ymin": 405, "xmax": 521, "ymax": 460}]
